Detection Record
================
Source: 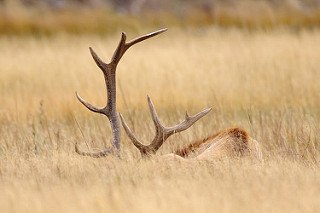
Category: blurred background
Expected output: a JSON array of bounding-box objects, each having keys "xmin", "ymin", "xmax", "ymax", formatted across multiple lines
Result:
[{"xmin": 1, "ymin": 0, "xmax": 320, "ymax": 35}]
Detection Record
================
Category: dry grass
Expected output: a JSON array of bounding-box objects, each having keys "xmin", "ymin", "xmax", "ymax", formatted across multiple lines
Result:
[
  {"xmin": 2, "ymin": 2, "xmax": 320, "ymax": 35},
  {"xmin": 0, "ymin": 28, "xmax": 320, "ymax": 212}
]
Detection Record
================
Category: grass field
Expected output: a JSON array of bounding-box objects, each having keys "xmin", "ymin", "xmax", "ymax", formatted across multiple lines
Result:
[{"xmin": 0, "ymin": 28, "xmax": 320, "ymax": 212}]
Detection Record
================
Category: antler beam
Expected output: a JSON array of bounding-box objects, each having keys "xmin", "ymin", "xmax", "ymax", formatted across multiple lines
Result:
[
  {"xmin": 75, "ymin": 29, "xmax": 167, "ymax": 157},
  {"xmin": 120, "ymin": 96, "xmax": 212, "ymax": 157}
]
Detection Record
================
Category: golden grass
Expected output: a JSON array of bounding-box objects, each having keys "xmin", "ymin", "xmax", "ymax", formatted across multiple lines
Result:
[{"xmin": 0, "ymin": 28, "xmax": 320, "ymax": 212}]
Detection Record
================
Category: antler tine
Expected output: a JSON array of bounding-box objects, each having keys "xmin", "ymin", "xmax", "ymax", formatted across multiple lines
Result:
[
  {"xmin": 119, "ymin": 113, "xmax": 146, "ymax": 152},
  {"xmin": 76, "ymin": 92, "xmax": 106, "ymax": 115},
  {"xmin": 111, "ymin": 28, "xmax": 167, "ymax": 66},
  {"xmin": 126, "ymin": 28, "xmax": 168, "ymax": 48},
  {"xmin": 89, "ymin": 47, "xmax": 108, "ymax": 75},
  {"xmin": 165, "ymin": 108, "xmax": 212, "ymax": 135},
  {"xmin": 111, "ymin": 32, "xmax": 127, "ymax": 66},
  {"xmin": 75, "ymin": 142, "xmax": 114, "ymax": 158},
  {"xmin": 147, "ymin": 96, "xmax": 164, "ymax": 131}
]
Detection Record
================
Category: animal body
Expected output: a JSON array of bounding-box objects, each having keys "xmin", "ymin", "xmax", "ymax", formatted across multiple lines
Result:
[{"xmin": 120, "ymin": 97, "xmax": 262, "ymax": 161}]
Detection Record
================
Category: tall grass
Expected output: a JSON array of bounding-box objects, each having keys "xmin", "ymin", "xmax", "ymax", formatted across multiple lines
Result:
[{"xmin": 0, "ymin": 28, "xmax": 319, "ymax": 212}]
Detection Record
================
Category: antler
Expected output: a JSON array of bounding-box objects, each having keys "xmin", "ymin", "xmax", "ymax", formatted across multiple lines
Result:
[
  {"xmin": 120, "ymin": 96, "xmax": 212, "ymax": 157},
  {"xmin": 75, "ymin": 29, "xmax": 167, "ymax": 157}
]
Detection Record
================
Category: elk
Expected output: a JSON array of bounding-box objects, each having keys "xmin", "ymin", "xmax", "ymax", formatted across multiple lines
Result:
[
  {"xmin": 120, "ymin": 96, "xmax": 262, "ymax": 161},
  {"xmin": 75, "ymin": 28, "xmax": 262, "ymax": 161}
]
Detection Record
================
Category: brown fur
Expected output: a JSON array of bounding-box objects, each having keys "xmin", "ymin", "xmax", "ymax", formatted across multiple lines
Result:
[{"xmin": 175, "ymin": 127, "xmax": 249, "ymax": 158}]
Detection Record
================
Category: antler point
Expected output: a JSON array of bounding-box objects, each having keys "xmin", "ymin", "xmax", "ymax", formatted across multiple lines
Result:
[
  {"xmin": 75, "ymin": 91, "xmax": 81, "ymax": 99},
  {"xmin": 89, "ymin": 47, "xmax": 95, "ymax": 53},
  {"xmin": 206, "ymin": 107, "xmax": 213, "ymax": 113},
  {"xmin": 121, "ymin": 32, "xmax": 127, "ymax": 40}
]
